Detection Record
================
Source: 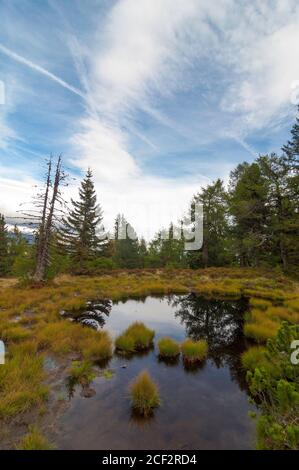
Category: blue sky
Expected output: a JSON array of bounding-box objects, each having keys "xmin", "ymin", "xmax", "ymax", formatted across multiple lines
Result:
[{"xmin": 0, "ymin": 0, "xmax": 299, "ymax": 238}]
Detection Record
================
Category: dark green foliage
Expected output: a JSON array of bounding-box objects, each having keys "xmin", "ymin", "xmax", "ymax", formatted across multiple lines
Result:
[
  {"xmin": 188, "ymin": 179, "xmax": 229, "ymax": 268},
  {"xmin": 282, "ymin": 105, "xmax": 299, "ymax": 171},
  {"xmin": 60, "ymin": 169, "xmax": 106, "ymax": 273},
  {"xmin": 113, "ymin": 214, "xmax": 141, "ymax": 268},
  {"xmin": 247, "ymin": 322, "xmax": 299, "ymax": 449},
  {"xmin": 229, "ymin": 162, "xmax": 269, "ymax": 267}
]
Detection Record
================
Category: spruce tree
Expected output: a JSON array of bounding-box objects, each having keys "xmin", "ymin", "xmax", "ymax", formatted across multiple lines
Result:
[
  {"xmin": 60, "ymin": 169, "xmax": 105, "ymax": 272},
  {"xmin": 282, "ymin": 105, "xmax": 299, "ymax": 171},
  {"xmin": 113, "ymin": 214, "xmax": 140, "ymax": 268},
  {"xmin": 0, "ymin": 214, "xmax": 9, "ymax": 276}
]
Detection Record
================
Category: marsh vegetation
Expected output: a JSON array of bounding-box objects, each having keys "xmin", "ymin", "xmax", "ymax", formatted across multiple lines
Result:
[{"xmin": 0, "ymin": 269, "xmax": 298, "ymax": 449}]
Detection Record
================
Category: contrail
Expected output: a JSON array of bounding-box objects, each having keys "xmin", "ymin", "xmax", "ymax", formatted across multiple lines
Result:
[{"xmin": 0, "ymin": 43, "xmax": 85, "ymax": 98}]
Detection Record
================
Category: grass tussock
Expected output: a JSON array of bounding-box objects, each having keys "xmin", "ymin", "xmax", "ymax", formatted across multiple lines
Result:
[
  {"xmin": 37, "ymin": 320, "xmax": 112, "ymax": 361},
  {"xmin": 129, "ymin": 370, "xmax": 160, "ymax": 416},
  {"xmin": 1, "ymin": 325, "xmax": 31, "ymax": 343},
  {"xmin": 157, "ymin": 337, "xmax": 180, "ymax": 359},
  {"xmin": 249, "ymin": 298, "xmax": 272, "ymax": 310},
  {"xmin": 181, "ymin": 338, "xmax": 208, "ymax": 364},
  {"xmin": 266, "ymin": 306, "xmax": 299, "ymax": 323},
  {"xmin": 244, "ymin": 308, "xmax": 280, "ymax": 343},
  {"xmin": 68, "ymin": 361, "xmax": 95, "ymax": 386},
  {"xmin": 17, "ymin": 427, "xmax": 53, "ymax": 450},
  {"xmin": 115, "ymin": 322, "xmax": 155, "ymax": 353}
]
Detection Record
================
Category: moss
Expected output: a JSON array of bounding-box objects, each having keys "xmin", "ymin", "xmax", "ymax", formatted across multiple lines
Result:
[
  {"xmin": 181, "ymin": 338, "xmax": 208, "ymax": 363},
  {"xmin": 157, "ymin": 337, "xmax": 180, "ymax": 359},
  {"xmin": 129, "ymin": 370, "xmax": 160, "ymax": 416}
]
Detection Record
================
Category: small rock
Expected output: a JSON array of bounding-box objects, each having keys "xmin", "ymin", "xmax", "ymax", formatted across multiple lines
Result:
[
  {"xmin": 80, "ymin": 386, "xmax": 96, "ymax": 398},
  {"xmin": 121, "ymin": 364, "xmax": 127, "ymax": 369}
]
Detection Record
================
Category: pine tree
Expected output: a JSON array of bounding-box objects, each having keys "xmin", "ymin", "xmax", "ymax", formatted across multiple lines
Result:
[
  {"xmin": 282, "ymin": 105, "xmax": 299, "ymax": 171},
  {"xmin": 60, "ymin": 169, "xmax": 105, "ymax": 273},
  {"xmin": 113, "ymin": 214, "xmax": 140, "ymax": 268},
  {"xmin": 258, "ymin": 153, "xmax": 299, "ymax": 269},
  {"xmin": 229, "ymin": 163, "xmax": 270, "ymax": 267},
  {"xmin": 189, "ymin": 179, "xmax": 229, "ymax": 268},
  {"xmin": 0, "ymin": 214, "xmax": 9, "ymax": 276}
]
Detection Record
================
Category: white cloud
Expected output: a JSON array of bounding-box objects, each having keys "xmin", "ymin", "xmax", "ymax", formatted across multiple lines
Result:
[
  {"xmin": 2, "ymin": 0, "xmax": 299, "ymax": 238},
  {"xmin": 0, "ymin": 167, "xmax": 38, "ymax": 215},
  {"xmin": 70, "ymin": 118, "xmax": 139, "ymax": 182}
]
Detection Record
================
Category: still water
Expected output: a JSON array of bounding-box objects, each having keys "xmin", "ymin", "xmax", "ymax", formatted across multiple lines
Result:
[{"xmin": 57, "ymin": 295, "xmax": 256, "ymax": 450}]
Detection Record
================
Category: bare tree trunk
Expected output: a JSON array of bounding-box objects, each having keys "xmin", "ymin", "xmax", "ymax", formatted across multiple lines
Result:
[
  {"xmin": 33, "ymin": 159, "xmax": 52, "ymax": 282},
  {"xmin": 33, "ymin": 156, "xmax": 63, "ymax": 282}
]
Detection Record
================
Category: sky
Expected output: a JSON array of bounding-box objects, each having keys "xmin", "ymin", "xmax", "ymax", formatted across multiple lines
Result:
[{"xmin": 0, "ymin": 0, "xmax": 299, "ymax": 239}]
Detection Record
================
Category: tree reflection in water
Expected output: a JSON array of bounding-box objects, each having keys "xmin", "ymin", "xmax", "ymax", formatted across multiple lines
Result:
[
  {"xmin": 63, "ymin": 299, "xmax": 112, "ymax": 330},
  {"xmin": 171, "ymin": 293, "xmax": 250, "ymax": 390}
]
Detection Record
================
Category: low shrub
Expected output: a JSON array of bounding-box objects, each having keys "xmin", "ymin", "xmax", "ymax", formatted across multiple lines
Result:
[
  {"xmin": 241, "ymin": 346, "xmax": 268, "ymax": 372},
  {"xmin": 129, "ymin": 370, "xmax": 160, "ymax": 416},
  {"xmin": 181, "ymin": 338, "xmax": 208, "ymax": 364},
  {"xmin": 247, "ymin": 323, "xmax": 299, "ymax": 449},
  {"xmin": 157, "ymin": 337, "xmax": 180, "ymax": 359}
]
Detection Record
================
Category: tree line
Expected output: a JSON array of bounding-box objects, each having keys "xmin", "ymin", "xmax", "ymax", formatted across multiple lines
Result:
[{"xmin": 0, "ymin": 107, "xmax": 298, "ymax": 281}]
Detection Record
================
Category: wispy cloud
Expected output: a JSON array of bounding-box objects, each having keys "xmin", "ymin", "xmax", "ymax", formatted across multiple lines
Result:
[
  {"xmin": 1, "ymin": 0, "xmax": 299, "ymax": 236},
  {"xmin": 0, "ymin": 43, "xmax": 85, "ymax": 98}
]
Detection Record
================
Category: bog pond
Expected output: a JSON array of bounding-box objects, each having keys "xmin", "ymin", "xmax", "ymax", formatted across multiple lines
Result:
[{"xmin": 57, "ymin": 294, "xmax": 257, "ymax": 450}]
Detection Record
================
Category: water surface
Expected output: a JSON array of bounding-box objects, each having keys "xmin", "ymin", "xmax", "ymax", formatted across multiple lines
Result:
[{"xmin": 57, "ymin": 295, "xmax": 256, "ymax": 450}]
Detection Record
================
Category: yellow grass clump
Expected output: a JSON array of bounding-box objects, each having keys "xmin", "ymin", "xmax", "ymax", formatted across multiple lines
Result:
[
  {"xmin": 181, "ymin": 338, "xmax": 208, "ymax": 364},
  {"xmin": 17, "ymin": 427, "xmax": 53, "ymax": 450},
  {"xmin": 129, "ymin": 370, "xmax": 160, "ymax": 416}
]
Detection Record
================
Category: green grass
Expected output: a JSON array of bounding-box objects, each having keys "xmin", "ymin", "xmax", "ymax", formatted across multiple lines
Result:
[
  {"xmin": 1, "ymin": 325, "xmax": 31, "ymax": 343},
  {"xmin": 17, "ymin": 427, "xmax": 53, "ymax": 450},
  {"xmin": 181, "ymin": 338, "xmax": 208, "ymax": 364},
  {"xmin": 37, "ymin": 320, "xmax": 113, "ymax": 360},
  {"xmin": 68, "ymin": 361, "xmax": 95, "ymax": 386},
  {"xmin": 115, "ymin": 332, "xmax": 135, "ymax": 354},
  {"xmin": 0, "ymin": 351, "xmax": 48, "ymax": 418},
  {"xmin": 244, "ymin": 309, "xmax": 280, "ymax": 343},
  {"xmin": 157, "ymin": 337, "xmax": 180, "ymax": 359},
  {"xmin": 115, "ymin": 322, "xmax": 155, "ymax": 353},
  {"xmin": 129, "ymin": 370, "xmax": 160, "ymax": 417}
]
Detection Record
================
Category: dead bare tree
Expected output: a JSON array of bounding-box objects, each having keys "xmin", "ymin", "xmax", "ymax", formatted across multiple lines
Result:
[
  {"xmin": 33, "ymin": 155, "xmax": 68, "ymax": 282},
  {"xmin": 12, "ymin": 155, "xmax": 68, "ymax": 282}
]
